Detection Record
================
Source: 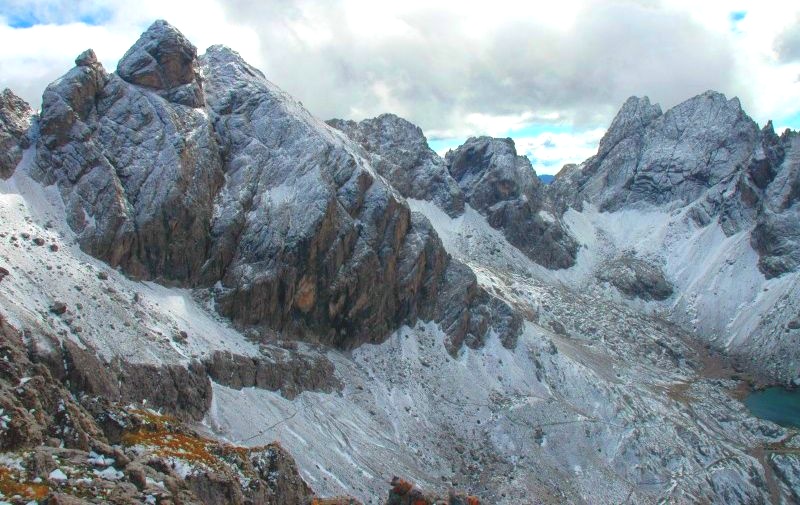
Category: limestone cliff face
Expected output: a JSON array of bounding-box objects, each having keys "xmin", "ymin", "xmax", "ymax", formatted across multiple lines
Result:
[
  {"xmin": 551, "ymin": 91, "xmax": 800, "ymax": 278},
  {"xmin": 0, "ymin": 88, "xmax": 32, "ymax": 178},
  {"xmin": 330, "ymin": 116, "xmax": 579, "ymax": 270},
  {"xmin": 328, "ymin": 113, "xmax": 465, "ymax": 217},
  {"xmin": 30, "ymin": 21, "xmax": 519, "ymax": 351}
]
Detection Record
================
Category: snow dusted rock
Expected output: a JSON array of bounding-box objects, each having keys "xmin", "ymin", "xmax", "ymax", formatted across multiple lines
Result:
[
  {"xmin": 0, "ymin": 315, "xmax": 103, "ymax": 451},
  {"xmin": 552, "ymin": 91, "xmax": 762, "ymax": 212},
  {"xmin": 33, "ymin": 27, "xmax": 222, "ymax": 282},
  {"xmin": 0, "ymin": 88, "xmax": 32, "ymax": 178},
  {"xmin": 550, "ymin": 92, "xmax": 800, "ymax": 379},
  {"xmin": 445, "ymin": 137, "xmax": 578, "ymax": 268},
  {"xmin": 328, "ymin": 114, "xmax": 465, "ymax": 217},
  {"xmin": 551, "ymin": 91, "xmax": 799, "ymax": 279},
  {"xmin": 202, "ymin": 349, "xmax": 341, "ymax": 399},
  {"xmin": 198, "ymin": 44, "xmax": 452, "ymax": 347},
  {"xmin": 117, "ymin": 19, "xmax": 204, "ymax": 107},
  {"xmin": 596, "ymin": 256, "xmax": 673, "ymax": 301},
  {"xmin": 12, "ymin": 19, "xmax": 800, "ymax": 505},
  {"xmin": 749, "ymin": 129, "xmax": 800, "ymax": 278},
  {"xmin": 30, "ymin": 21, "xmax": 517, "ymax": 352},
  {"xmin": 0, "ymin": 314, "xmax": 349, "ymax": 504}
]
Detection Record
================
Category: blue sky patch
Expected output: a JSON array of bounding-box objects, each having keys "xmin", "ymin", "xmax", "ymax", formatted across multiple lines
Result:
[
  {"xmin": 729, "ymin": 11, "xmax": 747, "ymax": 32},
  {"xmin": 2, "ymin": 5, "xmax": 112, "ymax": 28},
  {"xmin": 776, "ymin": 110, "xmax": 800, "ymax": 132},
  {"xmin": 4, "ymin": 11, "xmax": 40, "ymax": 28}
]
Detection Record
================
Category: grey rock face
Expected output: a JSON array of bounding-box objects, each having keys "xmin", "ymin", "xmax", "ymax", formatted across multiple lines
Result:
[
  {"xmin": 117, "ymin": 19, "xmax": 204, "ymax": 107},
  {"xmin": 446, "ymin": 137, "xmax": 578, "ymax": 269},
  {"xmin": 552, "ymin": 91, "xmax": 800, "ymax": 278},
  {"xmin": 552, "ymin": 91, "xmax": 761, "ymax": 212},
  {"xmin": 199, "ymin": 45, "xmax": 451, "ymax": 347},
  {"xmin": 328, "ymin": 114, "xmax": 465, "ymax": 217},
  {"xmin": 435, "ymin": 259, "xmax": 522, "ymax": 353},
  {"xmin": 749, "ymin": 129, "xmax": 800, "ymax": 278},
  {"xmin": 31, "ymin": 21, "xmax": 518, "ymax": 352},
  {"xmin": 202, "ymin": 349, "xmax": 341, "ymax": 399},
  {"xmin": 33, "ymin": 25, "xmax": 224, "ymax": 282},
  {"xmin": 0, "ymin": 88, "xmax": 32, "ymax": 178},
  {"xmin": 596, "ymin": 256, "xmax": 673, "ymax": 301}
]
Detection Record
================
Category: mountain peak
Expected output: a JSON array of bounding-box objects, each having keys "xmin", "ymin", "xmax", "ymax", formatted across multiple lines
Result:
[
  {"xmin": 598, "ymin": 95, "xmax": 661, "ymax": 156},
  {"xmin": 74, "ymin": 48, "xmax": 98, "ymax": 67},
  {"xmin": 117, "ymin": 19, "xmax": 202, "ymax": 106}
]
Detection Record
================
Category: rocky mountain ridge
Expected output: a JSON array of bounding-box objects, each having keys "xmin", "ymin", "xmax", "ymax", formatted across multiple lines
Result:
[
  {"xmin": 1, "ymin": 18, "xmax": 799, "ymax": 505},
  {"xmin": 27, "ymin": 20, "xmax": 520, "ymax": 354}
]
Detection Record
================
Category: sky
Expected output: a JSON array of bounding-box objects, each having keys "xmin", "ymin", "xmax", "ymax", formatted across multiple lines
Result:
[{"xmin": 1, "ymin": 1, "xmax": 800, "ymax": 175}]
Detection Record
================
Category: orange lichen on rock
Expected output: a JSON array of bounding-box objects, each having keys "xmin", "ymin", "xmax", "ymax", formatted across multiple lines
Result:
[
  {"xmin": 391, "ymin": 476, "xmax": 414, "ymax": 495},
  {"xmin": 0, "ymin": 465, "xmax": 49, "ymax": 501},
  {"xmin": 122, "ymin": 429, "xmax": 218, "ymax": 466},
  {"xmin": 128, "ymin": 408, "xmax": 175, "ymax": 427}
]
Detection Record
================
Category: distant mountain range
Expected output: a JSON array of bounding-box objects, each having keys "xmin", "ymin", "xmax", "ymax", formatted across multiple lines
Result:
[{"xmin": 537, "ymin": 173, "xmax": 555, "ymax": 184}]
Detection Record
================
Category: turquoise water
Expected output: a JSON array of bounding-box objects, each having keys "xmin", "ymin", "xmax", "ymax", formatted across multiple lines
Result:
[{"xmin": 744, "ymin": 387, "xmax": 800, "ymax": 428}]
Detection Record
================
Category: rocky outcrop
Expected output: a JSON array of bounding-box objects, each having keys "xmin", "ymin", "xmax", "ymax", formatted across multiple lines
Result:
[
  {"xmin": 445, "ymin": 137, "xmax": 578, "ymax": 269},
  {"xmin": 328, "ymin": 114, "xmax": 465, "ymax": 217},
  {"xmin": 202, "ymin": 349, "xmax": 341, "ymax": 399},
  {"xmin": 0, "ymin": 88, "xmax": 32, "ymax": 178},
  {"xmin": 0, "ymin": 316, "xmax": 102, "ymax": 452},
  {"xmin": 199, "ymin": 45, "xmax": 454, "ymax": 348},
  {"xmin": 386, "ymin": 477, "xmax": 480, "ymax": 505},
  {"xmin": 749, "ymin": 129, "xmax": 800, "ymax": 278},
  {"xmin": 435, "ymin": 260, "xmax": 522, "ymax": 353},
  {"xmin": 116, "ymin": 19, "xmax": 204, "ymax": 107},
  {"xmin": 33, "ymin": 337, "xmax": 212, "ymax": 422},
  {"xmin": 596, "ymin": 256, "xmax": 673, "ymax": 301},
  {"xmin": 29, "ymin": 21, "xmax": 520, "ymax": 353},
  {"xmin": 32, "ymin": 35, "xmax": 222, "ymax": 283}
]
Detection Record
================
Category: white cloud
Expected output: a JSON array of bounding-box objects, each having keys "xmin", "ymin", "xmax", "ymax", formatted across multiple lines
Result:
[{"xmin": 515, "ymin": 128, "xmax": 606, "ymax": 175}]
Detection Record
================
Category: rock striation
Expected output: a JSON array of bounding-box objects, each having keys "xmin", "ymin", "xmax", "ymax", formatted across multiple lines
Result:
[
  {"xmin": 445, "ymin": 137, "xmax": 578, "ymax": 269},
  {"xmin": 0, "ymin": 88, "xmax": 32, "ymax": 178}
]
